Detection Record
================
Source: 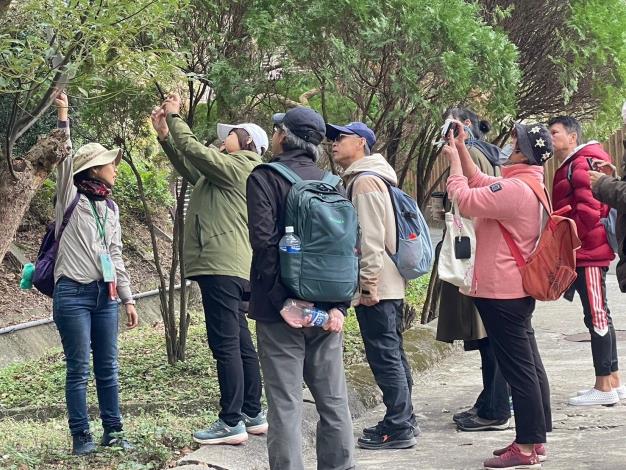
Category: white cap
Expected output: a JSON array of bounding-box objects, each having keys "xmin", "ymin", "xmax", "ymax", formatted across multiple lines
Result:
[
  {"xmin": 217, "ymin": 123, "xmax": 269, "ymax": 156},
  {"xmin": 285, "ymin": 226, "xmax": 294, "ymax": 233}
]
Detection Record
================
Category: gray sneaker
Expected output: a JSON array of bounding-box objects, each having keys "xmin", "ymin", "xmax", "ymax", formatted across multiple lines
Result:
[
  {"xmin": 193, "ymin": 419, "xmax": 248, "ymax": 445},
  {"xmin": 242, "ymin": 410, "xmax": 268, "ymax": 435}
]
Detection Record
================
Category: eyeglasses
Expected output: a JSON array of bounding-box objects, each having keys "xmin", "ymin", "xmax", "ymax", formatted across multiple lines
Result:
[{"xmin": 335, "ymin": 133, "xmax": 361, "ymax": 142}]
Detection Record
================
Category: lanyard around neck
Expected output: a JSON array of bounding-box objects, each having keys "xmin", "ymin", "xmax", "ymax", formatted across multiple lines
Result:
[{"xmin": 89, "ymin": 200, "xmax": 109, "ymax": 247}]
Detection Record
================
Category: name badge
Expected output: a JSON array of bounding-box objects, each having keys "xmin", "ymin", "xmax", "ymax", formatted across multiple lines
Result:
[{"xmin": 100, "ymin": 253, "xmax": 116, "ymax": 282}]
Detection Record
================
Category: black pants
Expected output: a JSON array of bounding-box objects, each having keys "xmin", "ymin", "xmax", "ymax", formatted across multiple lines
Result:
[
  {"xmin": 473, "ymin": 339, "xmax": 511, "ymax": 421},
  {"xmin": 573, "ymin": 267, "xmax": 619, "ymax": 376},
  {"xmin": 196, "ymin": 275, "xmax": 263, "ymax": 426},
  {"xmin": 356, "ymin": 300, "xmax": 413, "ymax": 432},
  {"xmin": 474, "ymin": 297, "xmax": 551, "ymax": 444}
]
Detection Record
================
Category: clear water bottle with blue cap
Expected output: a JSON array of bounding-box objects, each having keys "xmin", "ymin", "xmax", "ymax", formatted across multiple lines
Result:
[
  {"xmin": 279, "ymin": 226, "xmax": 301, "ymax": 253},
  {"xmin": 282, "ymin": 299, "xmax": 328, "ymax": 327}
]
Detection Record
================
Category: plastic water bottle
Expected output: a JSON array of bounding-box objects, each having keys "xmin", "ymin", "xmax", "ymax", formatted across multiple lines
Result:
[
  {"xmin": 20, "ymin": 263, "xmax": 35, "ymax": 290},
  {"xmin": 279, "ymin": 226, "xmax": 301, "ymax": 253},
  {"xmin": 282, "ymin": 299, "xmax": 329, "ymax": 327},
  {"xmin": 303, "ymin": 306, "xmax": 329, "ymax": 327}
]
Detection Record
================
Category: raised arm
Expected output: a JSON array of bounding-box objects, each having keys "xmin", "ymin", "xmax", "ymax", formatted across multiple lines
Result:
[
  {"xmin": 151, "ymin": 106, "xmax": 201, "ymax": 185},
  {"xmin": 54, "ymin": 91, "xmax": 78, "ymax": 237}
]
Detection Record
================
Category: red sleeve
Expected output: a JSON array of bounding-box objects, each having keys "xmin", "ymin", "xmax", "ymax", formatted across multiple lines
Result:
[{"xmin": 569, "ymin": 156, "xmax": 609, "ymax": 242}]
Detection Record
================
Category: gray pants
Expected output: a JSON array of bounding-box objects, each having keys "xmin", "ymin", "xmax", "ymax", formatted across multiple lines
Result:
[{"xmin": 257, "ymin": 321, "xmax": 355, "ymax": 470}]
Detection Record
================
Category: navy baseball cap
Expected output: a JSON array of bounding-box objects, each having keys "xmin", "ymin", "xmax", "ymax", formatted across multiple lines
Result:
[
  {"xmin": 272, "ymin": 108, "xmax": 326, "ymax": 145},
  {"xmin": 325, "ymin": 121, "xmax": 377, "ymax": 148}
]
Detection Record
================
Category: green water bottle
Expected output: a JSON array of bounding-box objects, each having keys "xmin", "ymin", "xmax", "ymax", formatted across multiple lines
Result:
[{"xmin": 20, "ymin": 263, "xmax": 35, "ymax": 290}]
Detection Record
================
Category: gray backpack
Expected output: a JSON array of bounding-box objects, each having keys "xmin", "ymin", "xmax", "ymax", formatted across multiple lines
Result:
[{"xmin": 261, "ymin": 162, "xmax": 359, "ymax": 302}]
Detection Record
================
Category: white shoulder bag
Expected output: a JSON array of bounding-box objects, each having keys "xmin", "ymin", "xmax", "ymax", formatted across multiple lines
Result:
[{"xmin": 437, "ymin": 200, "xmax": 476, "ymax": 291}]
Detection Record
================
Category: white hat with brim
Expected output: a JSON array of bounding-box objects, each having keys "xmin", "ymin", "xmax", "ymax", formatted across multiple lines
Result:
[
  {"xmin": 72, "ymin": 143, "xmax": 122, "ymax": 175},
  {"xmin": 217, "ymin": 123, "xmax": 269, "ymax": 156}
]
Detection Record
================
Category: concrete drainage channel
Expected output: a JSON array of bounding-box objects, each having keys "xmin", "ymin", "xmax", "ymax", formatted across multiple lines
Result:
[{"xmin": 0, "ymin": 282, "xmax": 190, "ymax": 368}]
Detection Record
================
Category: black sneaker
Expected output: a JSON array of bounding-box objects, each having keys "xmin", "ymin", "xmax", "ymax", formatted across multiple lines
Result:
[
  {"xmin": 72, "ymin": 430, "xmax": 96, "ymax": 456},
  {"xmin": 456, "ymin": 415, "xmax": 510, "ymax": 432},
  {"xmin": 357, "ymin": 428, "xmax": 417, "ymax": 450},
  {"xmin": 363, "ymin": 416, "xmax": 420, "ymax": 437},
  {"xmin": 101, "ymin": 427, "xmax": 133, "ymax": 450},
  {"xmin": 452, "ymin": 406, "xmax": 477, "ymax": 424}
]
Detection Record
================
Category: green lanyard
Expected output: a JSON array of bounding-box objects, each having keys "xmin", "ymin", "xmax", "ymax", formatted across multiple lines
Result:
[{"xmin": 89, "ymin": 200, "xmax": 109, "ymax": 249}]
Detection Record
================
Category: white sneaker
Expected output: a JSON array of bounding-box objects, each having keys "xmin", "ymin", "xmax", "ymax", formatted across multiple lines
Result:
[
  {"xmin": 577, "ymin": 385, "xmax": 626, "ymax": 400},
  {"xmin": 569, "ymin": 388, "xmax": 619, "ymax": 406}
]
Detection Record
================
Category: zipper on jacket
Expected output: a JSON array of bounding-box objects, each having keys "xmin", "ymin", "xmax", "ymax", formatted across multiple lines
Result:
[{"xmin": 195, "ymin": 214, "xmax": 203, "ymax": 247}]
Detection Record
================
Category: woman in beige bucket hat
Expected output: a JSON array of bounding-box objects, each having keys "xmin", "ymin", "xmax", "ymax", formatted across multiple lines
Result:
[{"xmin": 52, "ymin": 92, "xmax": 137, "ymax": 456}]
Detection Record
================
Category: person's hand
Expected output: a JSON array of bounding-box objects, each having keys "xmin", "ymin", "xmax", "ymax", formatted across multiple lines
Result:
[
  {"xmin": 280, "ymin": 298, "xmax": 314, "ymax": 328},
  {"xmin": 323, "ymin": 308, "xmax": 345, "ymax": 333},
  {"xmin": 125, "ymin": 304, "xmax": 139, "ymax": 329},
  {"xmin": 449, "ymin": 119, "xmax": 467, "ymax": 147},
  {"xmin": 150, "ymin": 106, "xmax": 169, "ymax": 140},
  {"xmin": 442, "ymin": 130, "xmax": 460, "ymax": 163},
  {"xmin": 55, "ymin": 91, "xmax": 69, "ymax": 121},
  {"xmin": 591, "ymin": 159, "xmax": 616, "ymax": 176},
  {"xmin": 588, "ymin": 170, "xmax": 610, "ymax": 188},
  {"xmin": 162, "ymin": 92, "xmax": 181, "ymax": 115},
  {"xmin": 357, "ymin": 292, "xmax": 380, "ymax": 307}
]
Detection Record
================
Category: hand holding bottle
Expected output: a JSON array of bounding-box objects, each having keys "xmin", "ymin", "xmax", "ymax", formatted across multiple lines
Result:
[{"xmin": 280, "ymin": 298, "xmax": 314, "ymax": 328}]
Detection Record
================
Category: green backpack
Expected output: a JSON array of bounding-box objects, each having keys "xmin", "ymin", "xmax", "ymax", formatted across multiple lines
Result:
[{"xmin": 261, "ymin": 162, "xmax": 359, "ymax": 303}]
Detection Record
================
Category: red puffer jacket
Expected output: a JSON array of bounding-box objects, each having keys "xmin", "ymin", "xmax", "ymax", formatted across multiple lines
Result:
[{"xmin": 552, "ymin": 142, "xmax": 615, "ymax": 267}]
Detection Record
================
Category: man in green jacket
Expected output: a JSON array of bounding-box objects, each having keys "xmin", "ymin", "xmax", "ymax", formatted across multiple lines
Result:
[{"xmin": 151, "ymin": 94, "xmax": 268, "ymax": 445}]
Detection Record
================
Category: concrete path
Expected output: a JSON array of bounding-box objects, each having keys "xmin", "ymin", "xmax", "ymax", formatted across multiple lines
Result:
[{"xmin": 352, "ymin": 270, "xmax": 626, "ymax": 470}]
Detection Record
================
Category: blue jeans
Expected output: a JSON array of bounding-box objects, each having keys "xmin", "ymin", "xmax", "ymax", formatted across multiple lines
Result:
[{"xmin": 53, "ymin": 277, "xmax": 122, "ymax": 435}]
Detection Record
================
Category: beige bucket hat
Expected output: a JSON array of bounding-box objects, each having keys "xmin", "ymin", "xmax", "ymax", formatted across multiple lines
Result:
[{"xmin": 72, "ymin": 143, "xmax": 122, "ymax": 175}]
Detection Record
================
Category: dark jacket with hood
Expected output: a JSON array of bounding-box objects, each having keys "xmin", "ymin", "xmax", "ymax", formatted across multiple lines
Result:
[{"xmin": 246, "ymin": 149, "xmax": 348, "ymax": 323}]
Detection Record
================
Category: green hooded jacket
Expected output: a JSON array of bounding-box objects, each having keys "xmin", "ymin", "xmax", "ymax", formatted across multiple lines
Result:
[{"xmin": 159, "ymin": 114, "xmax": 262, "ymax": 280}]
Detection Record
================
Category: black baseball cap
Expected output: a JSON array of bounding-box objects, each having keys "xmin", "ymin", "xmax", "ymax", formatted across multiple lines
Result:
[
  {"xmin": 272, "ymin": 108, "xmax": 326, "ymax": 145},
  {"xmin": 325, "ymin": 121, "xmax": 377, "ymax": 148}
]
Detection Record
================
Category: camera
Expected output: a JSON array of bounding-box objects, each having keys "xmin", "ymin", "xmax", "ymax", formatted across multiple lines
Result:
[{"xmin": 441, "ymin": 119, "xmax": 459, "ymax": 138}]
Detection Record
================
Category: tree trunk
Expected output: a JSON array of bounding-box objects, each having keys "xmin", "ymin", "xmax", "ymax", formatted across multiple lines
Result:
[
  {"xmin": 0, "ymin": 129, "xmax": 68, "ymax": 264},
  {"xmin": 0, "ymin": 0, "xmax": 13, "ymax": 18}
]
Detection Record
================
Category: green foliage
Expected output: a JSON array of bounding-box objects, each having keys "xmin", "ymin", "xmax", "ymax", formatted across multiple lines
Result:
[
  {"xmin": 254, "ymin": 0, "xmax": 518, "ymax": 200},
  {"xmin": 567, "ymin": 0, "xmax": 626, "ymax": 139},
  {"xmin": 0, "ymin": 410, "xmax": 216, "ymax": 469},
  {"xmin": 0, "ymin": 0, "xmax": 182, "ymax": 156},
  {"xmin": 405, "ymin": 275, "xmax": 430, "ymax": 310},
  {"xmin": 0, "ymin": 313, "xmax": 214, "ymax": 408},
  {"xmin": 113, "ymin": 162, "xmax": 174, "ymax": 220}
]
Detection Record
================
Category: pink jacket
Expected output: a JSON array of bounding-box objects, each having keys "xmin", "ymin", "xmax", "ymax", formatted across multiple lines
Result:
[{"xmin": 446, "ymin": 164, "xmax": 544, "ymax": 299}]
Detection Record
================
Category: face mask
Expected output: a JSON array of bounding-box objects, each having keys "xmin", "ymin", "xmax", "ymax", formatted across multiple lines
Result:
[
  {"xmin": 464, "ymin": 125, "xmax": 475, "ymax": 140},
  {"xmin": 501, "ymin": 143, "xmax": 513, "ymax": 158}
]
